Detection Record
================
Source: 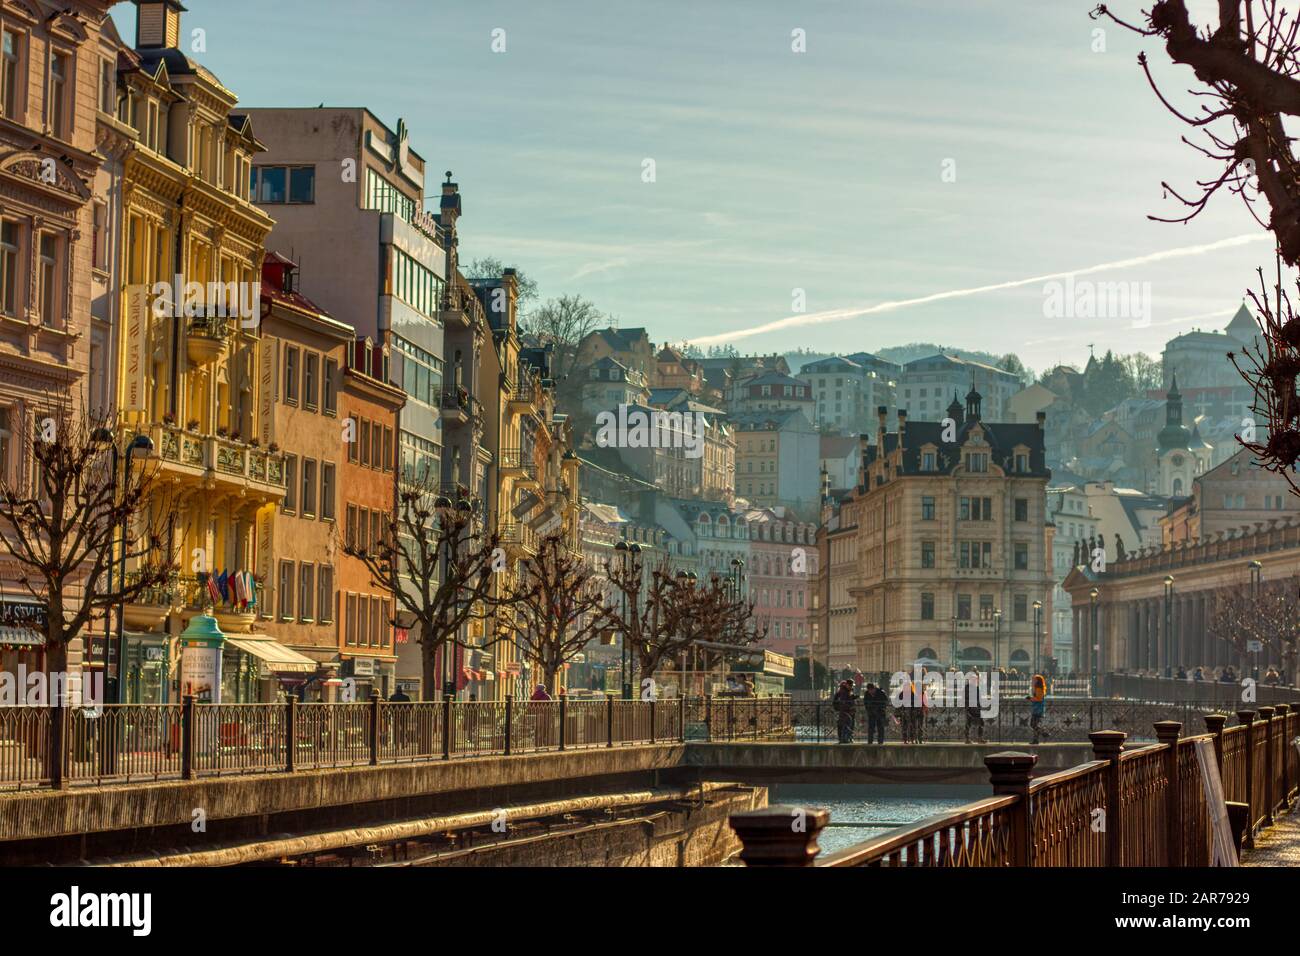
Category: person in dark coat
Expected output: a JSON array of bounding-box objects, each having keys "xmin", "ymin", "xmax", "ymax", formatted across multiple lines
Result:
[
  {"xmin": 864, "ymin": 682, "xmax": 888, "ymax": 744},
  {"xmin": 832, "ymin": 680, "xmax": 858, "ymax": 744},
  {"xmin": 388, "ymin": 687, "xmax": 410, "ymax": 702}
]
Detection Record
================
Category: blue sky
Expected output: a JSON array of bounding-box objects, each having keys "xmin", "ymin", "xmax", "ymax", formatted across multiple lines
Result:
[{"xmin": 113, "ymin": 0, "xmax": 1261, "ymax": 372}]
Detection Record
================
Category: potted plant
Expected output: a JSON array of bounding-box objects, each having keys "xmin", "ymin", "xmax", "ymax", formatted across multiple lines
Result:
[
  {"xmin": 268, "ymin": 442, "xmax": 280, "ymax": 454},
  {"xmin": 249, "ymin": 436, "xmax": 261, "ymax": 448},
  {"xmin": 216, "ymin": 425, "xmax": 229, "ymax": 438},
  {"xmin": 162, "ymin": 412, "xmax": 177, "ymax": 426},
  {"xmin": 186, "ymin": 419, "xmax": 200, "ymax": 432}
]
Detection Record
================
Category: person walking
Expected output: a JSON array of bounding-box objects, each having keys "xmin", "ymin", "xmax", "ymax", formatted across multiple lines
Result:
[
  {"xmin": 1027, "ymin": 673, "xmax": 1049, "ymax": 744},
  {"xmin": 963, "ymin": 671, "xmax": 986, "ymax": 744},
  {"xmin": 832, "ymin": 679, "xmax": 858, "ymax": 744},
  {"xmin": 864, "ymin": 682, "xmax": 888, "ymax": 744}
]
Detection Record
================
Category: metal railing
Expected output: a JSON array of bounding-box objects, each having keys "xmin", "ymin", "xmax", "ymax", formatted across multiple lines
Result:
[
  {"xmin": 0, "ymin": 695, "xmax": 708, "ymax": 791},
  {"xmin": 734, "ymin": 705, "xmax": 1300, "ymax": 867},
  {"xmin": 1105, "ymin": 672, "xmax": 1300, "ymax": 706}
]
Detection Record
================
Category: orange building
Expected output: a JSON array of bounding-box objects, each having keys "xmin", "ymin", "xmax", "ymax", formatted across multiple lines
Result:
[{"xmin": 339, "ymin": 334, "xmax": 405, "ymax": 698}]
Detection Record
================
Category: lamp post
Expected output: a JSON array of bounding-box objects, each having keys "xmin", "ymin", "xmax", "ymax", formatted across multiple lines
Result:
[
  {"xmin": 1089, "ymin": 587, "xmax": 1099, "ymax": 696},
  {"xmin": 1248, "ymin": 560, "xmax": 1262, "ymax": 680},
  {"xmin": 993, "ymin": 608, "xmax": 1002, "ymax": 674},
  {"xmin": 615, "ymin": 541, "xmax": 641, "ymax": 699},
  {"xmin": 950, "ymin": 614, "xmax": 958, "ymax": 671},
  {"xmin": 1163, "ymin": 574, "xmax": 1174, "ymax": 679},
  {"xmin": 1032, "ymin": 600, "xmax": 1043, "ymax": 677},
  {"xmin": 111, "ymin": 433, "xmax": 155, "ymax": 704}
]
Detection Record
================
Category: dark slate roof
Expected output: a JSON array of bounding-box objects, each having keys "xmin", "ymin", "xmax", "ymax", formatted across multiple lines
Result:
[
  {"xmin": 864, "ymin": 414, "xmax": 1048, "ymax": 477},
  {"xmin": 592, "ymin": 327, "xmax": 649, "ymax": 351}
]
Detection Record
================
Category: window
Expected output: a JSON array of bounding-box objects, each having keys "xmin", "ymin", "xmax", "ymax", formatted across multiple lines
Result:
[
  {"xmin": 92, "ymin": 203, "xmax": 109, "ymax": 272},
  {"xmin": 289, "ymin": 166, "xmax": 316, "ymax": 203},
  {"xmin": 1014, "ymin": 543, "xmax": 1029, "ymax": 571},
  {"xmin": 922, "ymin": 451, "xmax": 935, "ymax": 471},
  {"xmin": 301, "ymin": 458, "xmax": 317, "ymax": 516},
  {"xmin": 38, "ymin": 234, "xmax": 59, "ymax": 325},
  {"xmin": 960, "ymin": 496, "xmax": 993, "ymax": 521},
  {"xmin": 323, "ymin": 359, "xmax": 338, "ymax": 414},
  {"xmin": 957, "ymin": 594, "xmax": 972, "ymax": 620},
  {"xmin": 1014, "ymin": 498, "xmax": 1029, "ymax": 522},
  {"xmin": 278, "ymin": 561, "xmax": 294, "ymax": 620},
  {"xmin": 358, "ymin": 595, "xmax": 370, "ymax": 646},
  {"xmin": 360, "ymin": 419, "xmax": 371, "ymax": 467},
  {"xmin": 0, "ymin": 221, "xmax": 18, "ymax": 316},
  {"xmin": 304, "ymin": 352, "xmax": 319, "ymax": 410},
  {"xmin": 346, "ymin": 504, "xmax": 358, "ymax": 549},
  {"xmin": 921, "ymin": 593, "xmax": 934, "ymax": 620},
  {"xmin": 0, "ymin": 406, "xmax": 10, "ymax": 481},
  {"xmin": 1014, "ymin": 594, "xmax": 1028, "ymax": 623},
  {"xmin": 256, "ymin": 165, "xmax": 286, "ymax": 203},
  {"xmin": 346, "ymin": 593, "xmax": 358, "ymax": 645},
  {"xmin": 284, "ymin": 347, "xmax": 299, "ymax": 404},
  {"xmin": 980, "ymin": 594, "xmax": 994, "ymax": 619},
  {"xmin": 320, "ymin": 463, "xmax": 335, "ymax": 520},
  {"xmin": 283, "ymin": 456, "xmax": 297, "ymax": 512},
  {"xmin": 965, "ymin": 452, "xmax": 988, "ymax": 472},
  {"xmin": 1016, "ymin": 453, "xmax": 1029, "ymax": 473},
  {"xmin": 318, "ymin": 566, "xmax": 334, "ymax": 623},
  {"xmin": 49, "ymin": 52, "xmax": 68, "ymax": 137},
  {"xmin": 2, "ymin": 30, "xmax": 19, "ymax": 120},
  {"xmin": 921, "ymin": 541, "xmax": 935, "ymax": 569},
  {"xmin": 298, "ymin": 564, "xmax": 315, "ymax": 622},
  {"xmin": 959, "ymin": 541, "xmax": 992, "ymax": 569},
  {"xmin": 99, "ymin": 57, "xmax": 114, "ymax": 114},
  {"xmin": 921, "ymin": 496, "xmax": 935, "ymax": 521},
  {"xmin": 383, "ymin": 427, "xmax": 393, "ymax": 472},
  {"xmin": 371, "ymin": 421, "xmax": 383, "ymax": 468}
]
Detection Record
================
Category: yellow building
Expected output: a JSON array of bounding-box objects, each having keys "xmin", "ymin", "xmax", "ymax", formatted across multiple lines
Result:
[{"xmin": 112, "ymin": 1, "xmax": 295, "ymax": 700}]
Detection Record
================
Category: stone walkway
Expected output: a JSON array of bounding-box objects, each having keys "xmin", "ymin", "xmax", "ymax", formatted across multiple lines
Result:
[{"xmin": 1242, "ymin": 804, "xmax": 1300, "ymax": 866}]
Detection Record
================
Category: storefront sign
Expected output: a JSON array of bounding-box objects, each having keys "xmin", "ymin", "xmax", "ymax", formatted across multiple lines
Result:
[
  {"xmin": 124, "ymin": 285, "xmax": 150, "ymax": 412},
  {"xmin": 350, "ymin": 657, "xmax": 375, "ymax": 677}
]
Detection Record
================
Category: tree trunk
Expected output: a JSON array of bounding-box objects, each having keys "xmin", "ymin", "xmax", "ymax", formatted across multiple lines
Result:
[{"xmin": 421, "ymin": 639, "xmax": 438, "ymax": 702}]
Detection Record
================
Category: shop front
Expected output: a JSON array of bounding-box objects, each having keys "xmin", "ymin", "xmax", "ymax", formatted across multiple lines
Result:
[{"xmin": 222, "ymin": 636, "xmax": 319, "ymax": 702}]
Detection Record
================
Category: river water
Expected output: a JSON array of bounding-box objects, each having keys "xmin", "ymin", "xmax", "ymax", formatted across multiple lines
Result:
[{"xmin": 770, "ymin": 784, "xmax": 989, "ymax": 855}]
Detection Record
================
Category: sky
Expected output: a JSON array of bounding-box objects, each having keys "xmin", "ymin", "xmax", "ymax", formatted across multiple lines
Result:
[{"xmin": 112, "ymin": 0, "xmax": 1264, "ymax": 373}]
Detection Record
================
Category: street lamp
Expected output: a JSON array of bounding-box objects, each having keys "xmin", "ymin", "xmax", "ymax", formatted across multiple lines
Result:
[
  {"xmin": 993, "ymin": 608, "xmax": 1002, "ymax": 673},
  {"xmin": 950, "ymin": 614, "xmax": 958, "ymax": 671},
  {"xmin": 1163, "ymin": 575, "xmax": 1174, "ymax": 679},
  {"xmin": 1089, "ymin": 587, "xmax": 1099, "ymax": 696},
  {"xmin": 1032, "ymin": 600, "xmax": 1043, "ymax": 677},
  {"xmin": 108, "ymin": 432, "xmax": 155, "ymax": 704},
  {"xmin": 616, "ymin": 541, "xmax": 642, "ymax": 699},
  {"xmin": 1248, "ymin": 560, "xmax": 1262, "ymax": 680}
]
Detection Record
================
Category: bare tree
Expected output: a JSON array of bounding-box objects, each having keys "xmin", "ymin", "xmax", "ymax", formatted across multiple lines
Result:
[
  {"xmin": 501, "ymin": 532, "xmax": 606, "ymax": 690},
  {"xmin": 462, "ymin": 256, "xmax": 538, "ymax": 308},
  {"xmin": 0, "ymin": 403, "xmax": 174, "ymax": 676},
  {"xmin": 1207, "ymin": 576, "xmax": 1300, "ymax": 680},
  {"xmin": 521, "ymin": 294, "xmax": 603, "ymax": 381},
  {"xmin": 342, "ymin": 479, "xmax": 506, "ymax": 699},
  {"xmin": 1094, "ymin": 1, "xmax": 1300, "ymax": 488}
]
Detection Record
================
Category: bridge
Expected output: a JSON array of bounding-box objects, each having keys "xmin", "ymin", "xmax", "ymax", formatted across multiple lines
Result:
[{"xmin": 2, "ymin": 695, "xmax": 1297, "ymax": 865}]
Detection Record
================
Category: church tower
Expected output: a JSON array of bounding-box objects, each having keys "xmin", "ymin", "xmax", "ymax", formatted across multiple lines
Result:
[{"xmin": 1155, "ymin": 373, "xmax": 1211, "ymax": 497}]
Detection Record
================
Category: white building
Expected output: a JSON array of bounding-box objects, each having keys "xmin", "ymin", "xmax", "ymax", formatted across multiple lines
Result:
[
  {"xmin": 899, "ymin": 354, "xmax": 1020, "ymax": 423},
  {"xmin": 1047, "ymin": 485, "xmax": 1100, "ymax": 674}
]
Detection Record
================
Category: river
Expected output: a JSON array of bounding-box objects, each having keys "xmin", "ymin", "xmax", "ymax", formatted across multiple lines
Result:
[{"xmin": 770, "ymin": 783, "xmax": 989, "ymax": 855}]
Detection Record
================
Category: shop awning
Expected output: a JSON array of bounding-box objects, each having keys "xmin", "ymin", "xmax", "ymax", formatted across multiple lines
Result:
[
  {"xmin": 0, "ymin": 626, "xmax": 43, "ymax": 648},
  {"xmin": 224, "ymin": 636, "xmax": 318, "ymax": 674}
]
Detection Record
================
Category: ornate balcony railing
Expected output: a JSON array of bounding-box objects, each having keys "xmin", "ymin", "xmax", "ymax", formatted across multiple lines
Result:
[{"xmin": 152, "ymin": 424, "xmax": 285, "ymax": 490}]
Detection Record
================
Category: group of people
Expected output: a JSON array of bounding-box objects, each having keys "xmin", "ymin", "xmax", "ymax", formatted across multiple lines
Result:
[{"xmin": 828, "ymin": 673, "xmax": 1052, "ymax": 745}]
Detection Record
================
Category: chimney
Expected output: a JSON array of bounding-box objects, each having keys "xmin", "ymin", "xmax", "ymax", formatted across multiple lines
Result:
[
  {"xmin": 135, "ymin": 0, "xmax": 186, "ymax": 50},
  {"xmin": 897, "ymin": 408, "xmax": 907, "ymax": 443},
  {"xmin": 1036, "ymin": 410, "xmax": 1046, "ymax": 430},
  {"xmin": 876, "ymin": 404, "xmax": 887, "ymax": 450}
]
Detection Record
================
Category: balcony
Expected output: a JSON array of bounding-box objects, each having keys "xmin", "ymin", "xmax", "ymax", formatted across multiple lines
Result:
[
  {"xmin": 178, "ymin": 572, "xmax": 264, "ymax": 633},
  {"xmin": 121, "ymin": 570, "xmax": 179, "ymax": 630},
  {"xmin": 153, "ymin": 424, "xmax": 286, "ymax": 499},
  {"xmin": 499, "ymin": 448, "xmax": 538, "ymax": 485},
  {"xmin": 440, "ymin": 385, "xmax": 480, "ymax": 427},
  {"xmin": 508, "ymin": 377, "xmax": 543, "ymax": 415},
  {"xmin": 185, "ymin": 314, "xmax": 238, "ymax": 365},
  {"xmin": 500, "ymin": 521, "xmax": 538, "ymax": 556},
  {"xmin": 439, "ymin": 284, "xmax": 486, "ymax": 330}
]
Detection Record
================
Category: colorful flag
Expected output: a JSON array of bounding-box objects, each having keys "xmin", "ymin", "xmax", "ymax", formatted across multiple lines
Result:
[{"xmin": 205, "ymin": 574, "xmax": 221, "ymax": 607}]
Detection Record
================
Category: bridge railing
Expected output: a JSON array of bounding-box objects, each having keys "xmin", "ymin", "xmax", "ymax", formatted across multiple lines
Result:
[
  {"xmin": 732, "ymin": 705, "xmax": 1300, "ymax": 867},
  {"xmin": 1105, "ymin": 672, "xmax": 1299, "ymax": 706},
  {"xmin": 0, "ymin": 695, "xmax": 720, "ymax": 791}
]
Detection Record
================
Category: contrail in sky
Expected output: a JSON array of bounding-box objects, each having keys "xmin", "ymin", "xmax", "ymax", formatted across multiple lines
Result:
[{"xmin": 687, "ymin": 233, "xmax": 1270, "ymax": 347}]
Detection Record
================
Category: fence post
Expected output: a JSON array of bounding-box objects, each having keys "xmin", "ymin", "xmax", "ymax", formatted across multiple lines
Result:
[
  {"xmin": 705, "ymin": 695, "xmax": 712, "ymax": 741},
  {"xmin": 369, "ymin": 694, "xmax": 381, "ymax": 766},
  {"xmin": 505, "ymin": 695, "xmax": 514, "ymax": 756},
  {"xmin": 1090, "ymin": 730, "xmax": 1126, "ymax": 866},
  {"xmin": 649, "ymin": 698, "xmax": 657, "ymax": 744},
  {"xmin": 559, "ymin": 693, "xmax": 567, "ymax": 751},
  {"xmin": 1237, "ymin": 710, "xmax": 1256, "ymax": 849},
  {"xmin": 1258, "ymin": 705, "xmax": 1276, "ymax": 825},
  {"xmin": 985, "ymin": 752, "xmax": 1037, "ymax": 866},
  {"xmin": 442, "ymin": 695, "xmax": 452, "ymax": 760},
  {"xmin": 181, "ymin": 694, "xmax": 195, "ymax": 781},
  {"xmin": 679, "ymin": 695, "xmax": 686, "ymax": 743},
  {"xmin": 1276, "ymin": 704, "xmax": 1292, "ymax": 808},
  {"xmin": 285, "ymin": 696, "xmax": 297, "ymax": 774},
  {"xmin": 1154, "ymin": 721, "xmax": 1183, "ymax": 867},
  {"xmin": 606, "ymin": 694, "xmax": 613, "ymax": 747},
  {"xmin": 728, "ymin": 805, "xmax": 830, "ymax": 867},
  {"xmin": 1204, "ymin": 713, "xmax": 1227, "ymax": 775},
  {"xmin": 48, "ymin": 701, "xmax": 65, "ymax": 790}
]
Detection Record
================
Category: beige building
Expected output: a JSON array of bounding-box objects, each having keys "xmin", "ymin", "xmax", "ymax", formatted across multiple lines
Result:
[
  {"xmin": 844, "ymin": 393, "xmax": 1054, "ymax": 673},
  {"xmin": 1161, "ymin": 447, "xmax": 1300, "ymax": 545}
]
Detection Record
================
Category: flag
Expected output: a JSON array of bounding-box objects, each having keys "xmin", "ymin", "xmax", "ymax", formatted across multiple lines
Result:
[
  {"xmin": 217, "ymin": 570, "xmax": 229, "ymax": 603},
  {"xmin": 205, "ymin": 574, "xmax": 222, "ymax": 607}
]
